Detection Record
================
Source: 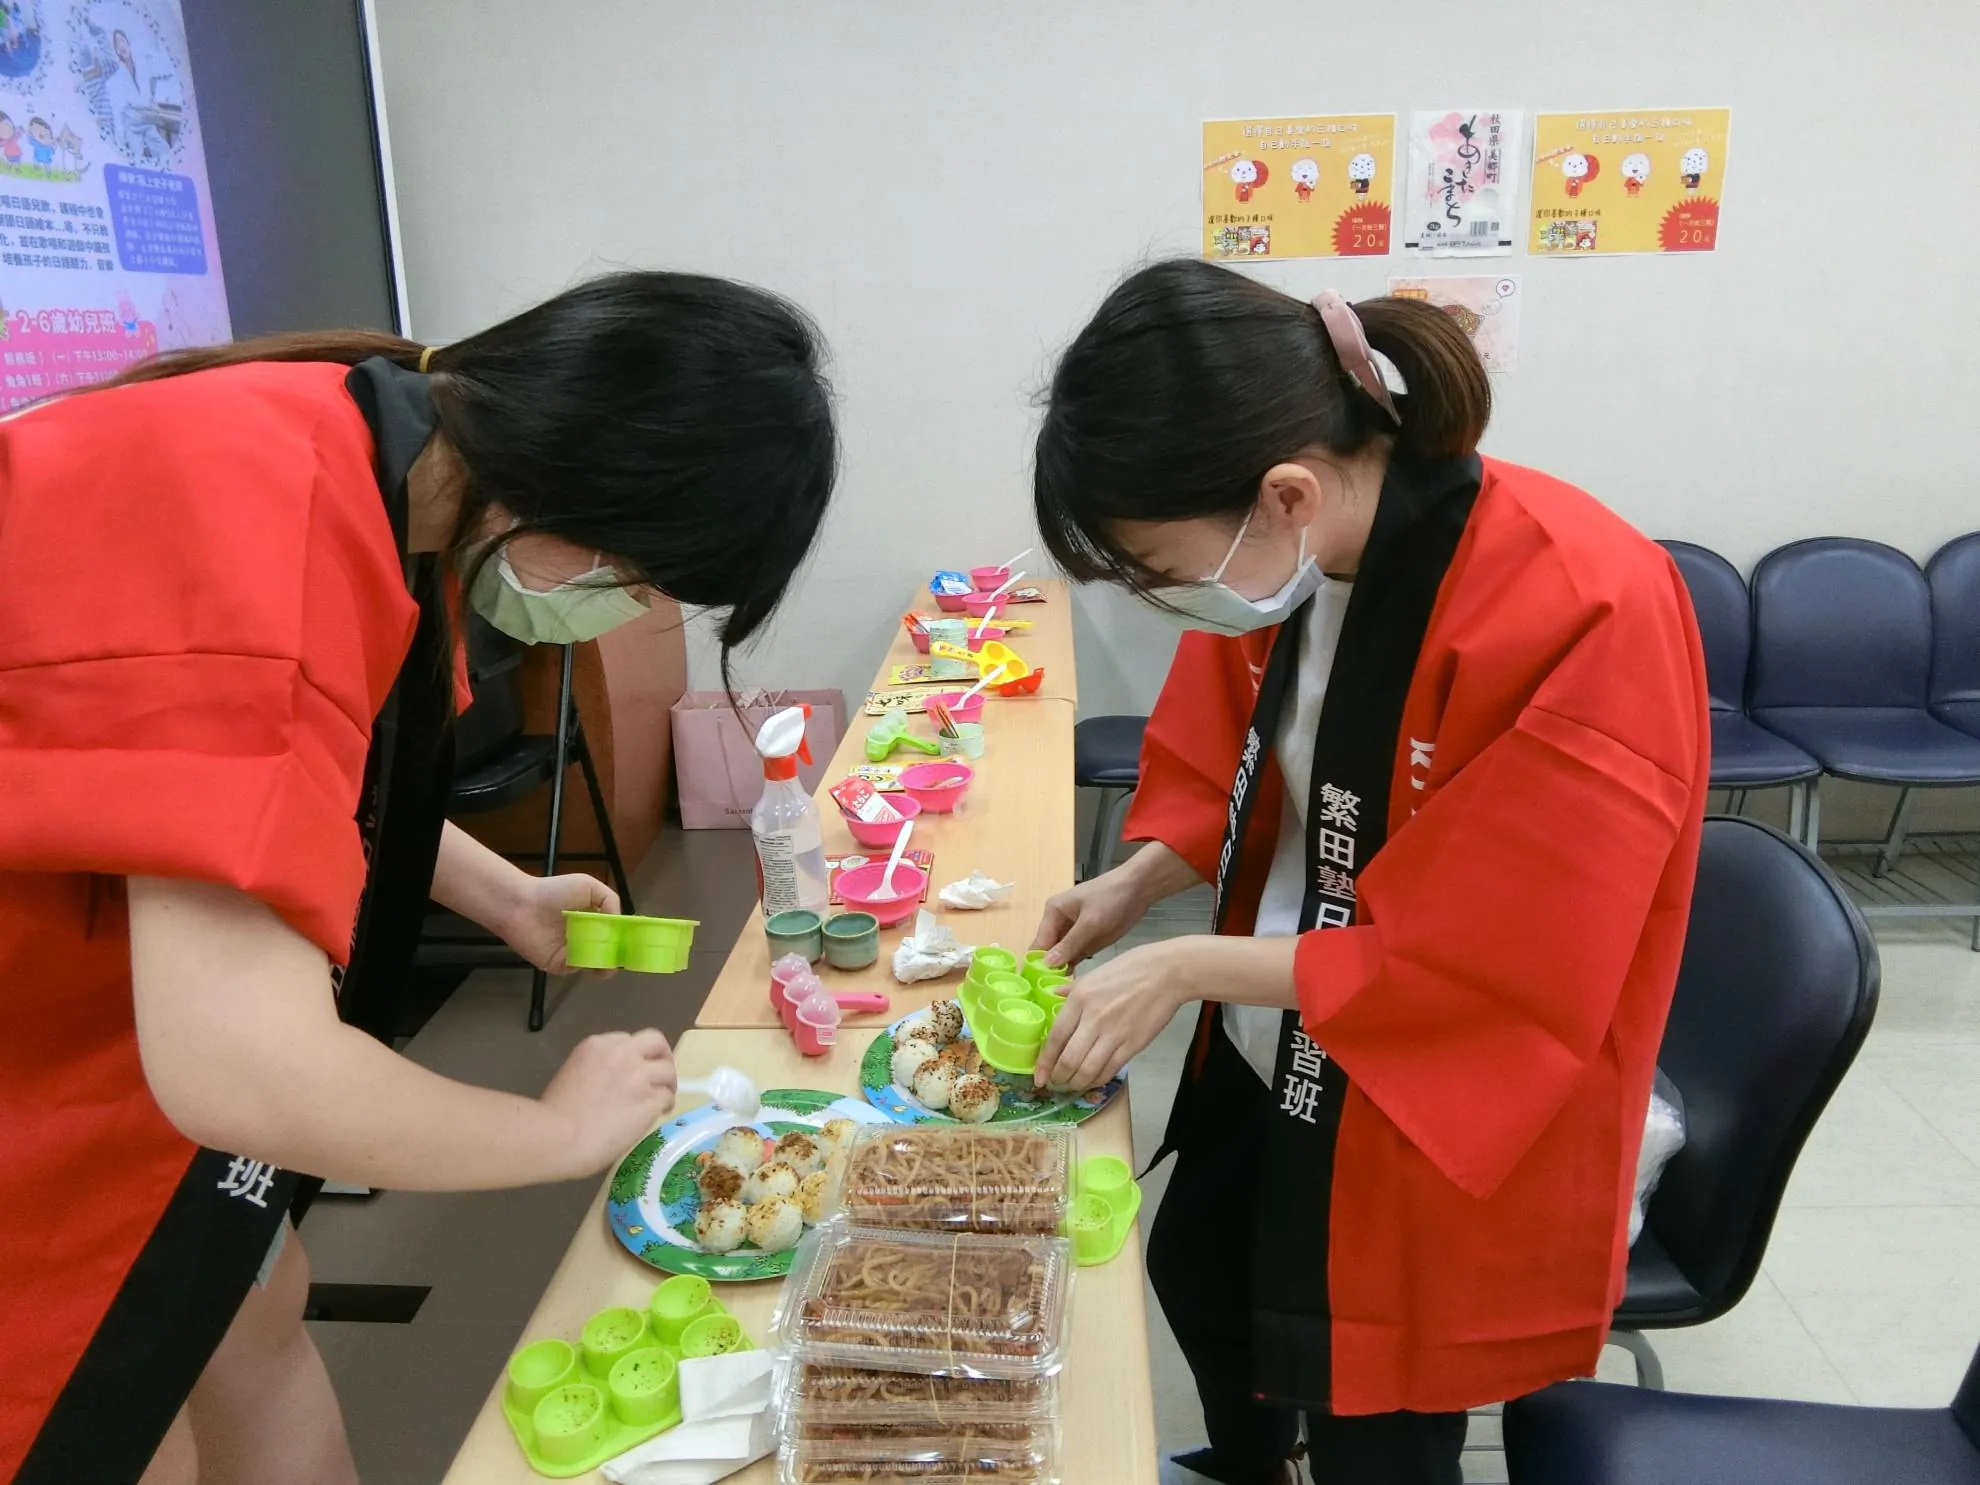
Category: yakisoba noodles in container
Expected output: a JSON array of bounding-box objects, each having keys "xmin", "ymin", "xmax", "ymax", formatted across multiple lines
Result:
[
  {"xmin": 776, "ymin": 1433, "xmax": 1058, "ymax": 1484},
  {"xmin": 775, "ymin": 1223, "xmax": 1072, "ymax": 1379},
  {"xmin": 784, "ymin": 1364, "xmax": 1058, "ymax": 1425},
  {"xmin": 836, "ymin": 1125, "xmax": 1073, "ymax": 1235}
]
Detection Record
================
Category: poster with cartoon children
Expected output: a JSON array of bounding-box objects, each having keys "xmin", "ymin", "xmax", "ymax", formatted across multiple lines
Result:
[
  {"xmin": 1527, "ymin": 108, "xmax": 1731, "ymax": 255},
  {"xmin": 1202, "ymin": 114, "xmax": 1395, "ymax": 260},
  {"xmin": 0, "ymin": 0, "xmax": 229, "ymax": 411}
]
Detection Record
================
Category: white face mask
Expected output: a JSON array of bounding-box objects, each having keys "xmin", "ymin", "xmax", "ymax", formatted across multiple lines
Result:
[
  {"xmin": 466, "ymin": 550, "xmax": 650, "ymax": 645},
  {"xmin": 1152, "ymin": 508, "xmax": 1324, "ymax": 636}
]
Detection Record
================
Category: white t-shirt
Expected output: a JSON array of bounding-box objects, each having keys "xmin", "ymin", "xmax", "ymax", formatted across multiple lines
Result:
[{"xmin": 1225, "ymin": 579, "xmax": 1353, "ymax": 1085}]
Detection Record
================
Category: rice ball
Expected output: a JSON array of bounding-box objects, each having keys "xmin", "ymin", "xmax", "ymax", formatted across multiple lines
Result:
[
  {"xmin": 797, "ymin": 1168, "xmax": 836, "ymax": 1224},
  {"xmin": 950, "ymin": 1074, "xmax": 1000, "ymax": 1124},
  {"xmin": 698, "ymin": 1161, "xmax": 744, "ymax": 1205},
  {"xmin": 899, "ymin": 1008, "xmax": 940, "ymax": 1042},
  {"xmin": 744, "ymin": 1195, "xmax": 805, "ymax": 1253},
  {"xmin": 740, "ymin": 1159, "xmax": 800, "ymax": 1205},
  {"xmin": 711, "ymin": 1126, "xmax": 766, "ymax": 1177},
  {"xmin": 914, "ymin": 1061, "xmax": 959, "ymax": 1111},
  {"xmin": 694, "ymin": 1198, "xmax": 747, "ymax": 1254},
  {"xmin": 817, "ymin": 1118, "xmax": 858, "ymax": 1157},
  {"xmin": 927, "ymin": 999, "xmax": 965, "ymax": 1042},
  {"xmin": 892, "ymin": 1038, "xmax": 938, "ymax": 1089},
  {"xmin": 775, "ymin": 1130, "xmax": 826, "ymax": 1177}
]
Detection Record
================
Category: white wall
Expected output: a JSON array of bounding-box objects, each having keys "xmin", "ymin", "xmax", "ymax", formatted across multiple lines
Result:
[{"xmin": 374, "ymin": 0, "xmax": 1980, "ymax": 728}]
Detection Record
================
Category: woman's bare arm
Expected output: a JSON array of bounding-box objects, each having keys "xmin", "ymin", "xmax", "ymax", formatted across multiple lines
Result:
[{"xmin": 129, "ymin": 877, "xmax": 674, "ymax": 1190}]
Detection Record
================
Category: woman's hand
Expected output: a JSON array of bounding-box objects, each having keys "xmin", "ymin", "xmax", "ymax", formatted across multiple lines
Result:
[
  {"xmin": 539, "ymin": 1029, "xmax": 678, "ymax": 1179},
  {"xmin": 1031, "ymin": 841, "xmax": 1204, "ymax": 970},
  {"xmin": 497, "ymin": 871, "xmax": 620, "ymax": 974},
  {"xmin": 1033, "ymin": 940, "xmax": 1192, "ymax": 1092}
]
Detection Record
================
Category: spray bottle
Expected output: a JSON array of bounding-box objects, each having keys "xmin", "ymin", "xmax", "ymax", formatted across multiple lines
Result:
[{"xmin": 751, "ymin": 705, "xmax": 830, "ymax": 918}]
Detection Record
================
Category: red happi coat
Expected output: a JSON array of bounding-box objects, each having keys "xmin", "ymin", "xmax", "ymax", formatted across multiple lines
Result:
[
  {"xmin": 0, "ymin": 363, "xmax": 469, "ymax": 1475},
  {"xmin": 1127, "ymin": 457, "xmax": 1710, "ymax": 1414}
]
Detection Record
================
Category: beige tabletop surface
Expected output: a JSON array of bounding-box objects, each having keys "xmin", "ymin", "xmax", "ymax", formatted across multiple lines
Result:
[
  {"xmin": 440, "ymin": 1028, "xmax": 1158, "ymax": 1485},
  {"xmin": 694, "ymin": 582, "xmax": 1078, "ymax": 1032}
]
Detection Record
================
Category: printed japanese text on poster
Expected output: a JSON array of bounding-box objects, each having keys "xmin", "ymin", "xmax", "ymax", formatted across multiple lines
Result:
[
  {"xmin": 1387, "ymin": 275, "xmax": 1522, "ymax": 373},
  {"xmin": 1202, "ymin": 114, "xmax": 1395, "ymax": 261},
  {"xmin": 1527, "ymin": 108, "xmax": 1730, "ymax": 256},
  {"xmin": 0, "ymin": 0, "xmax": 230, "ymax": 412},
  {"xmin": 1403, "ymin": 110, "xmax": 1523, "ymax": 257}
]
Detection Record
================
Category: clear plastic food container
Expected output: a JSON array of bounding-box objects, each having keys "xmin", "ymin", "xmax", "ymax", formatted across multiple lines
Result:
[
  {"xmin": 836, "ymin": 1125, "xmax": 1073, "ymax": 1236},
  {"xmin": 780, "ymin": 1363, "xmax": 1060, "ymax": 1427},
  {"xmin": 777, "ymin": 1431, "xmax": 1058, "ymax": 1484},
  {"xmin": 775, "ymin": 1223, "xmax": 1073, "ymax": 1379}
]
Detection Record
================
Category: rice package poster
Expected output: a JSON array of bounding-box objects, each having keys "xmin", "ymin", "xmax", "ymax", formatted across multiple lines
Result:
[
  {"xmin": 1201, "ymin": 114, "xmax": 1396, "ymax": 261},
  {"xmin": 1402, "ymin": 109, "xmax": 1524, "ymax": 257},
  {"xmin": 0, "ymin": 0, "xmax": 231, "ymax": 412},
  {"xmin": 1527, "ymin": 108, "xmax": 1731, "ymax": 256}
]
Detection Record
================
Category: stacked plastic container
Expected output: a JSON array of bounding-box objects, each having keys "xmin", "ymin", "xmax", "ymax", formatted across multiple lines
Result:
[{"xmin": 772, "ymin": 1125, "xmax": 1076, "ymax": 1484}]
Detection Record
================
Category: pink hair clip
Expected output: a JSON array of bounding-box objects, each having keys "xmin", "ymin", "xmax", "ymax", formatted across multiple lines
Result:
[{"xmin": 1313, "ymin": 290, "xmax": 1401, "ymax": 426}]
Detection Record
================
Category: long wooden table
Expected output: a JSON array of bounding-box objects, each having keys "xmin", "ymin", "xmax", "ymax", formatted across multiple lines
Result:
[
  {"xmin": 444, "ymin": 578, "xmax": 1162, "ymax": 1483},
  {"xmin": 442, "ymin": 1032, "xmax": 1157, "ymax": 1483},
  {"xmin": 698, "ymin": 581, "xmax": 1079, "ymax": 1030}
]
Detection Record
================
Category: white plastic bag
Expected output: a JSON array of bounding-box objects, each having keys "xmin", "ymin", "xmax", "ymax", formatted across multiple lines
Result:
[{"xmin": 1630, "ymin": 1069, "xmax": 1686, "ymax": 1247}]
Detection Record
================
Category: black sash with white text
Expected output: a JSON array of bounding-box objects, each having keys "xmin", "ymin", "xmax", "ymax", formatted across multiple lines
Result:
[{"xmin": 1204, "ymin": 449, "xmax": 1482, "ymax": 1412}]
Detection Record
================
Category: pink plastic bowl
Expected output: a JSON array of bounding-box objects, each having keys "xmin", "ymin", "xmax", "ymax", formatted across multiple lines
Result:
[
  {"xmin": 833, "ymin": 861, "xmax": 928, "ymax": 926},
  {"xmin": 843, "ymin": 793, "xmax": 922, "ymax": 849},
  {"xmin": 933, "ymin": 589, "xmax": 970, "ymax": 612},
  {"xmin": 924, "ymin": 692, "xmax": 985, "ymax": 725},
  {"xmin": 965, "ymin": 626, "xmax": 1008, "ymax": 652},
  {"xmin": 898, "ymin": 761, "xmax": 975, "ymax": 814},
  {"xmin": 960, "ymin": 593, "xmax": 1002, "ymax": 619},
  {"xmin": 910, "ymin": 627, "xmax": 932, "ymax": 653},
  {"xmin": 970, "ymin": 566, "xmax": 1010, "ymax": 592}
]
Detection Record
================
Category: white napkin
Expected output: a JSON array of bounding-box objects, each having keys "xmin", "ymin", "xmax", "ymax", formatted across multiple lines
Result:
[
  {"xmin": 937, "ymin": 870, "xmax": 1014, "ymax": 911},
  {"xmin": 891, "ymin": 910, "xmax": 976, "ymax": 983},
  {"xmin": 601, "ymin": 1352, "xmax": 777, "ymax": 1485}
]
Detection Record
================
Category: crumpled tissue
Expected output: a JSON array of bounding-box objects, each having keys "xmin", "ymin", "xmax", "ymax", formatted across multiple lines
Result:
[
  {"xmin": 938, "ymin": 871, "xmax": 1014, "ymax": 911},
  {"xmin": 600, "ymin": 1351, "xmax": 776, "ymax": 1485},
  {"xmin": 892, "ymin": 910, "xmax": 976, "ymax": 983}
]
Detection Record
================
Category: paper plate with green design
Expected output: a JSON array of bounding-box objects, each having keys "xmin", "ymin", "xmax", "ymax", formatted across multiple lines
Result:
[
  {"xmin": 860, "ymin": 1015, "xmax": 1124, "ymax": 1127},
  {"xmin": 605, "ymin": 1089, "xmax": 887, "ymax": 1281}
]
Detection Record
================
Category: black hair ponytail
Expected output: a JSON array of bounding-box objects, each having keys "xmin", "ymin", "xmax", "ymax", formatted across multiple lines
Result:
[{"xmin": 1034, "ymin": 258, "xmax": 1489, "ymax": 590}]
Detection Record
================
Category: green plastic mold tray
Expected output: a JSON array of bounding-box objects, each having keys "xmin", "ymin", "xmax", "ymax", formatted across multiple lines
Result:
[
  {"xmin": 563, "ymin": 912, "xmax": 700, "ymax": 974},
  {"xmin": 498, "ymin": 1277, "xmax": 755, "ymax": 1477}
]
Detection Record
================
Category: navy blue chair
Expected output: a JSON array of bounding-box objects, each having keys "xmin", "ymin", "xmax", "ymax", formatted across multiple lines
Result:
[
  {"xmin": 1929, "ymin": 532, "xmax": 1980, "ymax": 742},
  {"xmin": 1749, "ymin": 539, "xmax": 1980, "ymax": 869},
  {"xmin": 1505, "ymin": 1340, "xmax": 1980, "ymax": 1485},
  {"xmin": 1607, "ymin": 818, "xmax": 1877, "ymax": 1390},
  {"xmin": 1074, "ymin": 715, "xmax": 1147, "ymax": 880},
  {"xmin": 1660, "ymin": 541, "xmax": 1819, "ymax": 838},
  {"xmin": 1926, "ymin": 533, "xmax": 1980, "ymax": 951}
]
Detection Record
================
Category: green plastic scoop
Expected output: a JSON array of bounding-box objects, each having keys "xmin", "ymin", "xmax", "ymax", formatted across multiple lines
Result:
[{"xmin": 864, "ymin": 707, "xmax": 943, "ymax": 762}]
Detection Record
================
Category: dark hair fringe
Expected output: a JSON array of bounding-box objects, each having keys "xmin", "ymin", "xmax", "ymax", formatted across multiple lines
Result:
[{"xmin": 1033, "ymin": 258, "xmax": 1488, "ymax": 594}]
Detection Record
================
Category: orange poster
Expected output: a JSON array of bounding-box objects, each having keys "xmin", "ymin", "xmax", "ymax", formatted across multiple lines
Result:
[
  {"xmin": 1527, "ymin": 108, "xmax": 1731, "ymax": 256},
  {"xmin": 1201, "ymin": 114, "xmax": 1396, "ymax": 261}
]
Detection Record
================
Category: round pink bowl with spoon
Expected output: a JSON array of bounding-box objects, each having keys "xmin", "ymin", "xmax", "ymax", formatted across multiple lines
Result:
[{"xmin": 832, "ymin": 861, "xmax": 927, "ymax": 926}]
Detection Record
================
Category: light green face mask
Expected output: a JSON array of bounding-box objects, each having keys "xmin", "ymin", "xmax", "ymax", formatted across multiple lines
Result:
[{"xmin": 466, "ymin": 550, "xmax": 650, "ymax": 645}]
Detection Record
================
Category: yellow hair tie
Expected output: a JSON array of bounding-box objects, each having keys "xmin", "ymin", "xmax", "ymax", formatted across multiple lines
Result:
[{"xmin": 418, "ymin": 345, "xmax": 437, "ymax": 373}]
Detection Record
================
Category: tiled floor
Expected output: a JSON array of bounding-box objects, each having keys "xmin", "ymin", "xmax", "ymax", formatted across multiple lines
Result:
[{"xmin": 303, "ymin": 838, "xmax": 1980, "ymax": 1483}]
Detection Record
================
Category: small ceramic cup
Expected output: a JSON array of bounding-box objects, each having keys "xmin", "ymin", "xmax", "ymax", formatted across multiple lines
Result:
[
  {"xmin": 822, "ymin": 911, "xmax": 881, "ymax": 970},
  {"xmin": 764, "ymin": 909, "xmax": 825, "ymax": 964}
]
